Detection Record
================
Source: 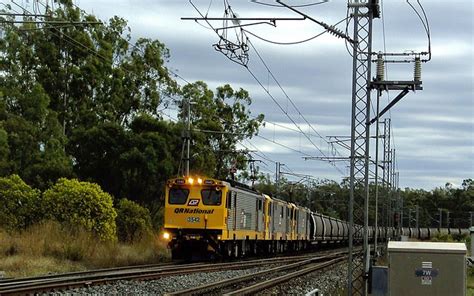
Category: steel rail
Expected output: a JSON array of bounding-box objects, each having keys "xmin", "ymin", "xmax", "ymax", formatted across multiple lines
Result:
[
  {"xmin": 0, "ymin": 261, "xmax": 181, "ymax": 285},
  {"xmin": 164, "ymin": 252, "xmax": 346, "ymax": 296},
  {"xmin": 0, "ymin": 254, "xmax": 323, "ymax": 295},
  {"xmin": 223, "ymin": 256, "xmax": 347, "ymax": 295}
]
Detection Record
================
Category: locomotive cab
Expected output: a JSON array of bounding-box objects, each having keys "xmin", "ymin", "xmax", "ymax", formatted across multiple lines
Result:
[{"xmin": 164, "ymin": 177, "xmax": 229, "ymax": 259}]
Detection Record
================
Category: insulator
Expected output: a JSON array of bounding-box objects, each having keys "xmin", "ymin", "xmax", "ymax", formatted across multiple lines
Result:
[
  {"xmin": 414, "ymin": 57, "xmax": 422, "ymax": 81},
  {"xmin": 376, "ymin": 53, "xmax": 384, "ymax": 81}
]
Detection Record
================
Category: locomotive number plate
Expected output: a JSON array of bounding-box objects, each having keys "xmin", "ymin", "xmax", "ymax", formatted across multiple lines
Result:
[{"xmin": 187, "ymin": 217, "xmax": 200, "ymax": 223}]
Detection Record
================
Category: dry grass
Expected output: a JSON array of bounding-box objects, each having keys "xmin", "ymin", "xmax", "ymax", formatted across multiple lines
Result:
[{"xmin": 0, "ymin": 221, "xmax": 170, "ymax": 278}]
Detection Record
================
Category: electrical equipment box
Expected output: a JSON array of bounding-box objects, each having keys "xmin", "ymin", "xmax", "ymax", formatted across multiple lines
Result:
[{"xmin": 388, "ymin": 241, "xmax": 466, "ymax": 296}]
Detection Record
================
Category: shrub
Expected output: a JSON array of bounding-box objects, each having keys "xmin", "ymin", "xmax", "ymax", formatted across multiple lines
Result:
[
  {"xmin": 431, "ymin": 233, "xmax": 454, "ymax": 242},
  {"xmin": 42, "ymin": 178, "xmax": 117, "ymax": 241},
  {"xmin": 0, "ymin": 175, "xmax": 41, "ymax": 231},
  {"xmin": 116, "ymin": 198, "xmax": 153, "ymax": 242},
  {"xmin": 149, "ymin": 200, "xmax": 165, "ymax": 230}
]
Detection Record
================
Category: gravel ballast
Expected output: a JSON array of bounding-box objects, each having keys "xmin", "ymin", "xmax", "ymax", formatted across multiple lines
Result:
[{"xmin": 62, "ymin": 260, "xmax": 349, "ymax": 295}]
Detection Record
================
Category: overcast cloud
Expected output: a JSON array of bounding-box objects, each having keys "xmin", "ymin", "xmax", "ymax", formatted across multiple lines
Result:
[{"xmin": 76, "ymin": 0, "xmax": 473, "ymax": 190}]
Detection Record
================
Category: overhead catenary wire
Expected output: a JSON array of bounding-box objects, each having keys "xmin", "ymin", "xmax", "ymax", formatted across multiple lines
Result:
[
  {"xmin": 250, "ymin": 0, "xmax": 329, "ymax": 8},
  {"xmin": 9, "ymin": 0, "xmax": 341, "ymax": 181},
  {"xmin": 185, "ymin": 1, "xmax": 347, "ymax": 175},
  {"xmin": 246, "ymin": 40, "xmax": 347, "ymax": 165},
  {"xmin": 242, "ymin": 17, "xmax": 348, "ymax": 46},
  {"xmin": 3, "ymin": 0, "xmax": 315, "ymax": 184},
  {"xmin": 5, "ymin": 0, "xmax": 182, "ymax": 129},
  {"xmin": 65, "ymin": 0, "xmax": 192, "ymax": 86},
  {"xmin": 162, "ymin": 100, "xmax": 328, "ymax": 167},
  {"xmin": 406, "ymin": 0, "xmax": 431, "ymax": 61}
]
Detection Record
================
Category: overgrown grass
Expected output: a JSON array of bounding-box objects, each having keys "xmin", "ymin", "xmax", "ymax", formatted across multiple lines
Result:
[
  {"xmin": 468, "ymin": 266, "xmax": 474, "ymax": 296},
  {"xmin": 0, "ymin": 221, "xmax": 170, "ymax": 278}
]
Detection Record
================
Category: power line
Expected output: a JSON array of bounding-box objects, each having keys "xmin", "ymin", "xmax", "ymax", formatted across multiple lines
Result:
[
  {"xmin": 250, "ymin": 0, "xmax": 328, "ymax": 8},
  {"xmin": 242, "ymin": 17, "xmax": 347, "ymax": 46},
  {"xmin": 66, "ymin": 0, "xmax": 191, "ymax": 86},
  {"xmin": 185, "ymin": 1, "xmax": 347, "ymax": 175},
  {"xmin": 245, "ymin": 61, "xmax": 345, "ymax": 175}
]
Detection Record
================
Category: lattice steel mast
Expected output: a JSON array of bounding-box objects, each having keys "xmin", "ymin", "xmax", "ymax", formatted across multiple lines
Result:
[{"xmin": 347, "ymin": 1, "xmax": 379, "ymax": 295}]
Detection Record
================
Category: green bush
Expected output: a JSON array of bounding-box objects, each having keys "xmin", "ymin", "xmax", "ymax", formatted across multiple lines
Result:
[
  {"xmin": 149, "ymin": 200, "xmax": 165, "ymax": 230},
  {"xmin": 116, "ymin": 198, "xmax": 153, "ymax": 242},
  {"xmin": 431, "ymin": 233, "xmax": 453, "ymax": 242},
  {"xmin": 0, "ymin": 174, "xmax": 41, "ymax": 231},
  {"xmin": 42, "ymin": 178, "xmax": 117, "ymax": 241}
]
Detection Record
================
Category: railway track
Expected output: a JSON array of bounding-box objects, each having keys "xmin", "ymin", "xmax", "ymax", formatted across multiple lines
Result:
[
  {"xmin": 0, "ymin": 252, "xmax": 333, "ymax": 295},
  {"xmin": 165, "ymin": 251, "xmax": 348, "ymax": 295}
]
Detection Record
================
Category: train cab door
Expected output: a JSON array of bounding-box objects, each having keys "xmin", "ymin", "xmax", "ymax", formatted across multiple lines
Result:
[
  {"xmin": 294, "ymin": 209, "xmax": 298, "ymax": 240},
  {"xmin": 264, "ymin": 198, "xmax": 271, "ymax": 240},
  {"xmin": 225, "ymin": 191, "xmax": 232, "ymax": 237},
  {"xmin": 226, "ymin": 190, "xmax": 237, "ymax": 236},
  {"xmin": 292, "ymin": 207, "xmax": 297, "ymax": 240},
  {"xmin": 256, "ymin": 198, "xmax": 264, "ymax": 236}
]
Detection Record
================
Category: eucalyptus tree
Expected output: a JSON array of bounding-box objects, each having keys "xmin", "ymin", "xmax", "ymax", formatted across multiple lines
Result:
[
  {"xmin": 179, "ymin": 81, "xmax": 264, "ymax": 180},
  {"xmin": 1, "ymin": 1, "xmax": 178, "ymax": 189}
]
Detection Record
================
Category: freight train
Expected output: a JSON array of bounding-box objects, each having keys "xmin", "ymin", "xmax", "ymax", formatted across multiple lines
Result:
[{"xmin": 162, "ymin": 176, "xmax": 467, "ymax": 259}]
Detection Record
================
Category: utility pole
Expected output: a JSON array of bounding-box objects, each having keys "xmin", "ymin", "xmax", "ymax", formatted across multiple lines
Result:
[
  {"xmin": 447, "ymin": 211, "xmax": 450, "ymax": 228},
  {"xmin": 346, "ymin": 1, "xmax": 379, "ymax": 295},
  {"xmin": 415, "ymin": 205, "xmax": 419, "ymax": 229},
  {"xmin": 373, "ymin": 54, "xmax": 383, "ymax": 255},
  {"xmin": 391, "ymin": 149, "xmax": 396, "ymax": 228},
  {"xmin": 185, "ymin": 98, "xmax": 191, "ymax": 177},
  {"xmin": 373, "ymin": 119, "xmax": 380, "ymax": 254},
  {"xmin": 383, "ymin": 118, "xmax": 391, "ymax": 232},
  {"xmin": 387, "ymin": 149, "xmax": 393, "ymax": 228},
  {"xmin": 275, "ymin": 162, "xmax": 281, "ymax": 196},
  {"xmin": 408, "ymin": 209, "xmax": 412, "ymax": 228},
  {"xmin": 438, "ymin": 208, "xmax": 442, "ymax": 229},
  {"xmin": 397, "ymin": 172, "xmax": 401, "ymax": 234},
  {"xmin": 400, "ymin": 197, "xmax": 403, "ymax": 227}
]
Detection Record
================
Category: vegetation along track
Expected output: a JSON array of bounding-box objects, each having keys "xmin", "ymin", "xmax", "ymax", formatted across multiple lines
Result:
[
  {"xmin": 165, "ymin": 250, "xmax": 350, "ymax": 296},
  {"xmin": 0, "ymin": 253, "xmax": 327, "ymax": 295}
]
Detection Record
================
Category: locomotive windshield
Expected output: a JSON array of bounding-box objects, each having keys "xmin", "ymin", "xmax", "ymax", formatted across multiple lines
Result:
[
  {"xmin": 201, "ymin": 189, "xmax": 222, "ymax": 205},
  {"xmin": 169, "ymin": 188, "xmax": 189, "ymax": 204}
]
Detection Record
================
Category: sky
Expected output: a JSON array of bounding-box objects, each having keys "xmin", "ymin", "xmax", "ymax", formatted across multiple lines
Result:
[{"xmin": 73, "ymin": 0, "xmax": 472, "ymax": 190}]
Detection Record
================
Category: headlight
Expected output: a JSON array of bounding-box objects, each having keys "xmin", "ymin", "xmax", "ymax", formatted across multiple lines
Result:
[{"xmin": 162, "ymin": 232, "xmax": 171, "ymax": 240}]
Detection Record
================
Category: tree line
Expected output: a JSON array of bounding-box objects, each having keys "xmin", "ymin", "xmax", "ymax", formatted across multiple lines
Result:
[
  {"xmin": 0, "ymin": 1, "xmax": 472, "ymax": 230},
  {"xmin": 0, "ymin": 1, "xmax": 263, "ymax": 229}
]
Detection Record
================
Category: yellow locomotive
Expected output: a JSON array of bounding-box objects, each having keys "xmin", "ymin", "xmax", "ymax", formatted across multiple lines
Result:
[
  {"xmin": 163, "ymin": 176, "xmax": 311, "ymax": 259},
  {"xmin": 162, "ymin": 176, "xmax": 468, "ymax": 260}
]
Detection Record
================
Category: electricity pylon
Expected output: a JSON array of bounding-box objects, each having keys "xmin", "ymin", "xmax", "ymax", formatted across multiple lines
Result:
[{"xmin": 346, "ymin": 1, "xmax": 379, "ymax": 295}]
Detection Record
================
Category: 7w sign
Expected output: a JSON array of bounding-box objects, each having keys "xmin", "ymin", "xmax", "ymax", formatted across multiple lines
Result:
[{"xmin": 415, "ymin": 262, "xmax": 439, "ymax": 285}]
